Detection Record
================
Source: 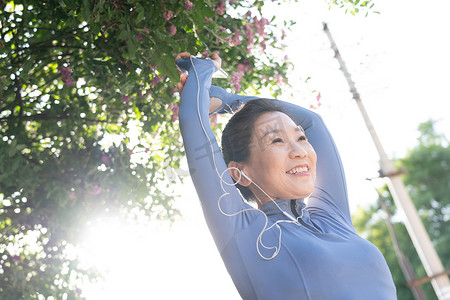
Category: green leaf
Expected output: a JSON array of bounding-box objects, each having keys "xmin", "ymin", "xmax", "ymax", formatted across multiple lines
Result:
[
  {"xmin": 136, "ymin": 3, "xmax": 145, "ymax": 23},
  {"xmin": 81, "ymin": 0, "xmax": 92, "ymax": 21},
  {"xmin": 119, "ymin": 27, "xmax": 129, "ymax": 40},
  {"xmin": 10, "ymin": 157, "xmax": 21, "ymax": 172},
  {"xmin": 127, "ymin": 39, "xmax": 137, "ymax": 58},
  {"xmin": 134, "ymin": 105, "xmax": 142, "ymax": 120},
  {"xmin": 16, "ymin": 144, "xmax": 26, "ymax": 152}
]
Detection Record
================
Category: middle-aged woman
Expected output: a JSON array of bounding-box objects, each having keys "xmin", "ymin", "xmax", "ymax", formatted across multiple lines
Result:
[{"xmin": 174, "ymin": 51, "xmax": 397, "ymax": 300}]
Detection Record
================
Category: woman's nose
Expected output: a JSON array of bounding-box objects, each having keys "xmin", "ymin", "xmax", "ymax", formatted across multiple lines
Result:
[{"xmin": 289, "ymin": 141, "xmax": 308, "ymax": 159}]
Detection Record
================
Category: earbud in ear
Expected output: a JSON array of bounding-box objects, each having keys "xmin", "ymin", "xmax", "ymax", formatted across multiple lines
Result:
[{"xmin": 241, "ymin": 171, "xmax": 251, "ymax": 181}]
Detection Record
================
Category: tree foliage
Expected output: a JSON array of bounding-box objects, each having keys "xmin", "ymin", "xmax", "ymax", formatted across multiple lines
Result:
[
  {"xmin": 353, "ymin": 120, "xmax": 450, "ymax": 300},
  {"xmin": 327, "ymin": 0, "xmax": 378, "ymax": 16},
  {"xmin": 0, "ymin": 0, "xmax": 376, "ymax": 298}
]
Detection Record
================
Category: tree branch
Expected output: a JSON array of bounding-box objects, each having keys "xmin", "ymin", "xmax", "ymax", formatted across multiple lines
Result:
[{"xmin": 0, "ymin": 113, "xmax": 115, "ymax": 124}]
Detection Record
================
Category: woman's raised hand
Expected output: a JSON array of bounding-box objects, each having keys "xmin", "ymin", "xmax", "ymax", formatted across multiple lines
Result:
[{"xmin": 175, "ymin": 51, "xmax": 223, "ymax": 113}]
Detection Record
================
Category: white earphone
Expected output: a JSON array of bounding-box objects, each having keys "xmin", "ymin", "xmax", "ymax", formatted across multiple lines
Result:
[
  {"xmin": 241, "ymin": 170, "xmax": 251, "ymax": 181},
  {"xmin": 240, "ymin": 170, "xmax": 298, "ymax": 223}
]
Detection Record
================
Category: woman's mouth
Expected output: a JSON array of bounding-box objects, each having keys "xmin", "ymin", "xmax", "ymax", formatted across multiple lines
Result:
[{"xmin": 286, "ymin": 165, "xmax": 310, "ymax": 175}]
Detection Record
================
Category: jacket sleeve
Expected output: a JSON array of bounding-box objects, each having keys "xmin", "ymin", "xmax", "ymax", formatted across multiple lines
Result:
[{"xmin": 178, "ymin": 59, "xmax": 262, "ymax": 252}]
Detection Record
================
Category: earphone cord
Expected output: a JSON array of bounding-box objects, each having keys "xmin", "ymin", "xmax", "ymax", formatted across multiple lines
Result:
[{"xmin": 190, "ymin": 56, "xmax": 301, "ymax": 260}]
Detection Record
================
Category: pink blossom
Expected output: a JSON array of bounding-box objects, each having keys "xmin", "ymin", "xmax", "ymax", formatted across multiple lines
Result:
[
  {"xmin": 101, "ymin": 155, "xmax": 111, "ymax": 164},
  {"xmin": 121, "ymin": 95, "xmax": 130, "ymax": 102},
  {"xmin": 274, "ymin": 74, "xmax": 281, "ymax": 83},
  {"xmin": 150, "ymin": 75, "xmax": 162, "ymax": 86},
  {"xmin": 238, "ymin": 59, "xmax": 251, "ymax": 72},
  {"xmin": 60, "ymin": 67, "xmax": 72, "ymax": 77},
  {"xmin": 62, "ymin": 76, "xmax": 75, "ymax": 86},
  {"xmin": 260, "ymin": 40, "xmax": 266, "ymax": 52},
  {"xmin": 215, "ymin": 1, "xmax": 225, "ymax": 15},
  {"xmin": 76, "ymin": 288, "xmax": 82, "ymax": 295},
  {"xmin": 69, "ymin": 191, "xmax": 76, "ymax": 200},
  {"xmin": 261, "ymin": 75, "xmax": 268, "ymax": 83},
  {"xmin": 92, "ymin": 185, "xmax": 102, "ymax": 195},
  {"xmin": 216, "ymin": 38, "xmax": 222, "ymax": 43},
  {"xmin": 316, "ymin": 93, "xmax": 322, "ymax": 107},
  {"xmin": 219, "ymin": 26, "xmax": 226, "ymax": 32},
  {"xmin": 185, "ymin": 0, "xmax": 194, "ymax": 10},
  {"xmin": 60, "ymin": 66, "xmax": 73, "ymax": 85},
  {"xmin": 231, "ymin": 29, "xmax": 241, "ymax": 46},
  {"xmin": 209, "ymin": 114, "xmax": 218, "ymax": 127},
  {"xmin": 274, "ymin": 74, "xmax": 286, "ymax": 85},
  {"xmin": 246, "ymin": 11, "xmax": 252, "ymax": 17},
  {"xmin": 254, "ymin": 17, "xmax": 269, "ymax": 38},
  {"xmin": 284, "ymin": 55, "xmax": 289, "ymax": 61},
  {"xmin": 243, "ymin": 61, "xmax": 250, "ymax": 71},
  {"xmin": 231, "ymin": 71, "xmax": 244, "ymax": 92},
  {"xmin": 137, "ymin": 32, "xmax": 143, "ymax": 41},
  {"xmin": 202, "ymin": 50, "xmax": 209, "ymax": 58},
  {"xmin": 205, "ymin": 17, "xmax": 212, "ymax": 23},
  {"xmin": 163, "ymin": 10, "xmax": 174, "ymax": 21},
  {"xmin": 169, "ymin": 24, "xmax": 177, "ymax": 36},
  {"xmin": 243, "ymin": 23, "xmax": 255, "ymax": 46},
  {"xmin": 168, "ymin": 103, "xmax": 179, "ymax": 122},
  {"xmin": 281, "ymin": 29, "xmax": 287, "ymax": 40},
  {"xmin": 12, "ymin": 255, "xmax": 21, "ymax": 261},
  {"xmin": 216, "ymin": 7, "xmax": 225, "ymax": 15}
]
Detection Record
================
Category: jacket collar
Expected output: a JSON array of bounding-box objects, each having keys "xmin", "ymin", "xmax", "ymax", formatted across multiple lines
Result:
[{"xmin": 260, "ymin": 198, "xmax": 308, "ymax": 220}]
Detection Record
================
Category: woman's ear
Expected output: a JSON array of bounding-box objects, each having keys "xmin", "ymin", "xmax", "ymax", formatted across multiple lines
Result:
[{"xmin": 227, "ymin": 161, "xmax": 252, "ymax": 187}]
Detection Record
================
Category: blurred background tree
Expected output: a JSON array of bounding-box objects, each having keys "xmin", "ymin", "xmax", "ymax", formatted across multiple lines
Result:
[
  {"xmin": 353, "ymin": 120, "xmax": 450, "ymax": 300},
  {"xmin": 0, "ymin": 0, "xmax": 377, "ymax": 298}
]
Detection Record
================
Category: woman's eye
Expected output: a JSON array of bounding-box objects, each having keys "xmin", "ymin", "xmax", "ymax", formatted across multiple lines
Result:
[
  {"xmin": 272, "ymin": 138, "xmax": 283, "ymax": 143},
  {"xmin": 298, "ymin": 135, "xmax": 307, "ymax": 141}
]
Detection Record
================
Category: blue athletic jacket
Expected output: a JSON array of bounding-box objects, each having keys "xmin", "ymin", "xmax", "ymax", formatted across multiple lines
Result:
[{"xmin": 178, "ymin": 58, "xmax": 397, "ymax": 300}]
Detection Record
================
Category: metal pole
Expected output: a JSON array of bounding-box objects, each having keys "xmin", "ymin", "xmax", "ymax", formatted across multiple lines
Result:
[
  {"xmin": 376, "ymin": 190, "xmax": 427, "ymax": 300},
  {"xmin": 323, "ymin": 22, "xmax": 450, "ymax": 300}
]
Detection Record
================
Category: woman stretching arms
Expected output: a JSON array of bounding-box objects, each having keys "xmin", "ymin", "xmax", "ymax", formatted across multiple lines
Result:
[{"xmin": 175, "ymin": 52, "xmax": 396, "ymax": 300}]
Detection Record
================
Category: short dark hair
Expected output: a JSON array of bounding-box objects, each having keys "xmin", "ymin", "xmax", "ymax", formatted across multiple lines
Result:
[{"xmin": 221, "ymin": 99, "xmax": 289, "ymax": 202}]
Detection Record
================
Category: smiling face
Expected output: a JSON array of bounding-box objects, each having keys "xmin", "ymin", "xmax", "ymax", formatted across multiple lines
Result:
[{"xmin": 239, "ymin": 111, "xmax": 317, "ymax": 204}]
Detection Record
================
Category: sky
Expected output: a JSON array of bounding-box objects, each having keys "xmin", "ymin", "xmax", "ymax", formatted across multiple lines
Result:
[{"xmin": 82, "ymin": 1, "xmax": 450, "ymax": 299}]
